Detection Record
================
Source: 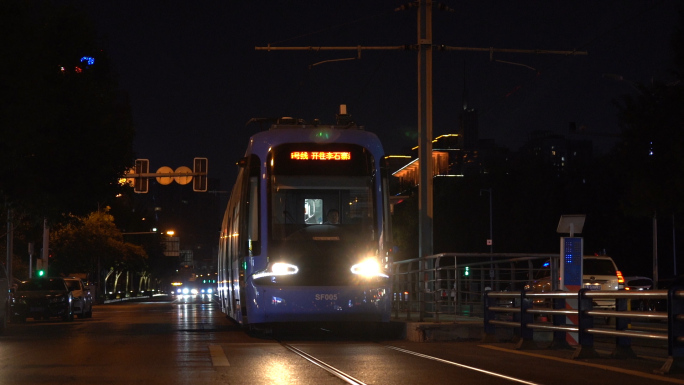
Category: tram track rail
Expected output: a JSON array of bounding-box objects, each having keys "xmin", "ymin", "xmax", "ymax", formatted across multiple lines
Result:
[
  {"xmin": 280, "ymin": 342, "xmax": 368, "ymax": 385},
  {"xmin": 278, "ymin": 336, "xmax": 543, "ymax": 385}
]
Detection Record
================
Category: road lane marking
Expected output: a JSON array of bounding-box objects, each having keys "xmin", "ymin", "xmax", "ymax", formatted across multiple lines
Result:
[
  {"xmin": 480, "ymin": 344, "xmax": 684, "ymax": 384},
  {"xmin": 208, "ymin": 344, "xmax": 230, "ymax": 367},
  {"xmin": 386, "ymin": 345, "xmax": 542, "ymax": 385}
]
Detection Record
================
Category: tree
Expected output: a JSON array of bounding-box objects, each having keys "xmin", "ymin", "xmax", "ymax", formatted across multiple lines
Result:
[
  {"xmin": 50, "ymin": 210, "xmax": 147, "ymax": 294},
  {"xmin": 0, "ymin": 0, "xmax": 135, "ymax": 220}
]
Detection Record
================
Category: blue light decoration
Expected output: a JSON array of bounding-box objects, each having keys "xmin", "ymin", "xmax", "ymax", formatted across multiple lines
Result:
[{"xmin": 80, "ymin": 56, "xmax": 95, "ymax": 66}]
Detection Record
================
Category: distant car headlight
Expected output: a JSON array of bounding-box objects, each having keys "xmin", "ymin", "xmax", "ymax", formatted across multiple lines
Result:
[
  {"xmin": 191, "ymin": 288, "xmax": 198, "ymax": 295},
  {"xmin": 351, "ymin": 258, "xmax": 389, "ymax": 278},
  {"xmin": 182, "ymin": 288, "xmax": 189, "ymax": 295},
  {"xmin": 253, "ymin": 262, "xmax": 299, "ymax": 280},
  {"xmin": 207, "ymin": 288, "xmax": 213, "ymax": 294}
]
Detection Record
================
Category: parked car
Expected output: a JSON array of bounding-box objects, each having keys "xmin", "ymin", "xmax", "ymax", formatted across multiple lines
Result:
[
  {"xmin": 624, "ymin": 276, "xmax": 654, "ymax": 311},
  {"xmin": 63, "ymin": 277, "xmax": 93, "ymax": 318},
  {"xmin": 11, "ymin": 278, "xmax": 74, "ymax": 322},
  {"xmin": 0, "ymin": 264, "xmax": 9, "ymax": 334},
  {"xmin": 625, "ymin": 276, "xmax": 654, "ymax": 291}
]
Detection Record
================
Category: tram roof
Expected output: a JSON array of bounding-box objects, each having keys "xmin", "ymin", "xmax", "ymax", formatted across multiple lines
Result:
[{"xmin": 245, "ymin": 125, "xmax": 385, "ymax": 159}]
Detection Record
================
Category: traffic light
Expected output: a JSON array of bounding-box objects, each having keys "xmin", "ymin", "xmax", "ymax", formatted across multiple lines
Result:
[
  {"xmin": 134, "ymin": 159, "xmax": 149, "ymax": 193},
  {"xmin": 193, "ymin": 157, "xmax": 208, "ymax": 192},
  {"xmin": 36, "ymin": 269, "xmax": 46, "ymax": 277},
  {"xmin": 464, "ymin": 266, "xmax": 470, "ymax": 276}
]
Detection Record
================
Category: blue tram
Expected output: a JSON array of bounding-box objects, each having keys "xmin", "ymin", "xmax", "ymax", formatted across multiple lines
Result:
[{"xmin": 217, "ymin": 108, "xmax": 392, "ymax": 326}]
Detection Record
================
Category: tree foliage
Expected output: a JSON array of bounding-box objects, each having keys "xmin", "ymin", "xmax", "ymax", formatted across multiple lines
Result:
[
  {"xmin": 50, "ymin": 210, "xmax": 147, "ymax": 277},
  {"xmin": 0, "ymin": 0, "xmax": 135, "ymax": 220}
]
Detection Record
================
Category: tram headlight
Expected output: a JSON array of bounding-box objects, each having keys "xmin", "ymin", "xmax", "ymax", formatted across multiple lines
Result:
[
  {"xmin": 253, "ymin": 262, "xmax": 299, "ymax": 280},
  {"xmin": 351, "ymin": 258, "xmax": 389, "ymax": 279}
]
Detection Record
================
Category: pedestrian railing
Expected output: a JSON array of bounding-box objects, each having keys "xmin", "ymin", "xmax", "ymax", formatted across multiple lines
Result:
[
  {"xmin": 391, "ymin": 253, "xmax": 557, "ymax": 322},
  {"xmin": 483, "ymin": 288, "xmax": 681, "ymax": 374}
]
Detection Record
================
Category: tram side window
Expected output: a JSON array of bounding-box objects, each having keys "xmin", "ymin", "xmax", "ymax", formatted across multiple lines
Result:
[{"xmin": 248, "ymin": 176, "xmax": 260, "ymax": 255}]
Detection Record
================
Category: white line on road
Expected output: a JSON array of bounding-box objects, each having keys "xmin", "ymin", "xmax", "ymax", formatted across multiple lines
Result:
[
  {"xmin": 208, "ymin": 344, "xmax": 231, "ymax": 367},
  {"xmin": 386, "ymin": 345, "xmax": 543, "ymax": 385}
]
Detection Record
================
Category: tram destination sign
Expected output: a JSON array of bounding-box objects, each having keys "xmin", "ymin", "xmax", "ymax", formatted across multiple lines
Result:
[{"xmin": 290, "ymin": 151, "xmax": 351, "ymax": 161}]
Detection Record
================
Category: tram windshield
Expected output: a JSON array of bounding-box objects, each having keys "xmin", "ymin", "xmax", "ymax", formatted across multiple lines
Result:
[{"xmin": 269, "ymin": 143, "xmax": 377, "ymax": 242}]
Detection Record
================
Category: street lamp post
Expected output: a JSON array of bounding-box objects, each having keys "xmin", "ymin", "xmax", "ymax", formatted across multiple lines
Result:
[
  {"xmin": 480, "ymin": 188, "xmax": 494, "ymax": 289},
  {"xmin": 480, "ymin": 188, "xmax": 493, "ymax": 253}
]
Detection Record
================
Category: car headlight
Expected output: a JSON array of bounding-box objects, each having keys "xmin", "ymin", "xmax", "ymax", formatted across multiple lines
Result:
[
  {"xmin": 253, "ymin": 262, "xmax": 299, "ymax": 279},
  {"xmin": 191, "ymin": 289, "xmax": 198, "ymax": 295},
  {"xmin": 351, "ymin": 258, "xmax": 389, "ymax": 278},
  {"xmin": 207, "ymin": 288, "xmax": 213, "ymax": 294}
]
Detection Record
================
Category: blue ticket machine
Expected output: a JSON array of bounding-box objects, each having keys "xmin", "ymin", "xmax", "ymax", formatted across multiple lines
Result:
[{"xmin": 560, "ymin": 237, "xmax": 583, "ymax": 291}]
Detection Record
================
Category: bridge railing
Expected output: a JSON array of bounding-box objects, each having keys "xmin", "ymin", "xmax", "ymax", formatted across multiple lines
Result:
[{"xmin": 484, "ymin": 288, "xmax": 681, "ymax": 374}]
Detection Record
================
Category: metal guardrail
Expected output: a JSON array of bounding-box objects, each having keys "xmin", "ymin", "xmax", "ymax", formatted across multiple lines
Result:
[
  {"xmin": 391, "ymin": 252, "xmax": 557, "ymax": 322},
  {"xmin": 483, "ymin": 288, "xmax": 684, "ymax": 375}
]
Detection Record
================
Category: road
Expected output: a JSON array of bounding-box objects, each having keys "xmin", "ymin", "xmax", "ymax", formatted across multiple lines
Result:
[{"xmin": 1, "ymin": 295, "xmax": 682, "ymax": 384}]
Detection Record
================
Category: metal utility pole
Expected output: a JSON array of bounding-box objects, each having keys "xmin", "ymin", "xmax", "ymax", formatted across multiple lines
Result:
[
  {"xmin": 255, "ymin": 1, "xmax": 587, "ymax": 320},
  {"xmin": 6, "ymin": 208, "xmax": 12, "ymax": 283},
  {"xmin": 417, "ymin": 2, "xmax": 434, "ymax": 310},
  {"xmin": 42, "ymin": 218, "xmax": 49, "ymax": 275}
]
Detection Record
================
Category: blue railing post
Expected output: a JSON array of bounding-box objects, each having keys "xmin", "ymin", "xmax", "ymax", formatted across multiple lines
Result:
[
  {"xmin": 612, "ymin": 296, "xmax": 636, "ymax": 358},
  {"xmin": 482, "ymin": 290, "xmax": 497, "ymax": 342},
  {"xmin": 550, "ymin": 293, "xmax": 571, "ymax": 349},
  {"xmin": 573, "ymin": 288, "xmax": 599, "ymax": 359},
  {"xmin": 657, "ymin": 285, "xmax": 684, "ymax": 374},
  {"xmin": 516, "ymin": 290, "xmax": 536, "ymax": 349}
]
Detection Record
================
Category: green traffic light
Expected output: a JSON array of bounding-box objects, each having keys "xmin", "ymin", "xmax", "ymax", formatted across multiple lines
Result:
[{"xmin": 37, "ymin": 270, "xmax": 45, "ymax": 277}]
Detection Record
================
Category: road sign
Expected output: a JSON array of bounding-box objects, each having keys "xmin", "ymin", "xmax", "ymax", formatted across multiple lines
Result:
[
  {"xmin": 193, "ymin": 158, "xmax": 208, "ymax": 192},
  {"xmin": 155, "ymin": 166, "xmax": 174, "ymax": 185},
  {"xmin": 134, "ymin": 159, "xmax": 149, "ymax": 193},
  {"xmin": 174, "ymin": 166, "xmax": 193, "ymax": 185}
]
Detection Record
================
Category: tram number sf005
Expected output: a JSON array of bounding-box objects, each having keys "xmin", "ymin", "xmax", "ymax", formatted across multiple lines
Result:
[{"xmin": 315, "ymin": 294, "xmax": 338, "ymax": 301}]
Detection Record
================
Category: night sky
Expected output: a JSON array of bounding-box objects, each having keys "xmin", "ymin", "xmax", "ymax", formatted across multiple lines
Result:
[{"xmin": 86, "ymin": 1, "xmax": 681, "ymax": 188}]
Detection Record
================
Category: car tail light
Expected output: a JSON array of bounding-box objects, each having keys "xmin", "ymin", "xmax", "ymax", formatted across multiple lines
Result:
[{"xmin": 616, "ymin": 270, "xmax": 625, "ymax": 289}]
